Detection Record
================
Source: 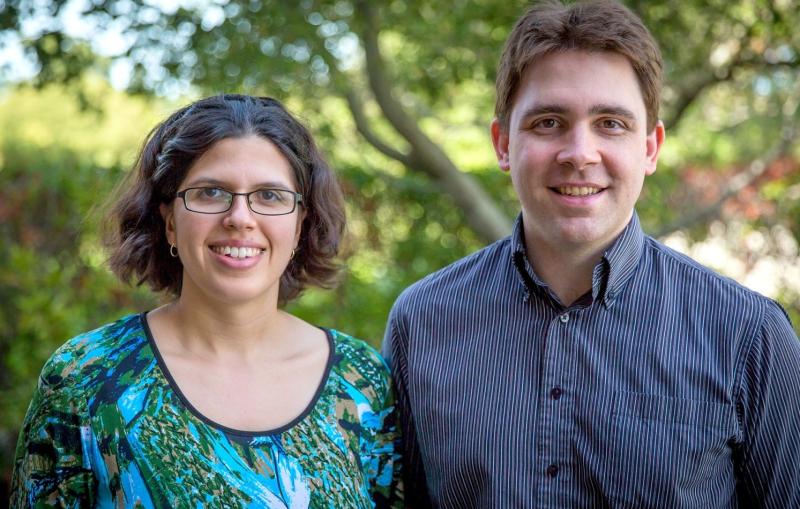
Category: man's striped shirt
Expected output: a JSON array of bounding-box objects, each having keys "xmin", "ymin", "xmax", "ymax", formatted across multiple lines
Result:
[{"xmin": 383, "ymin": 213, "xmax": 800, "ymax": 508}]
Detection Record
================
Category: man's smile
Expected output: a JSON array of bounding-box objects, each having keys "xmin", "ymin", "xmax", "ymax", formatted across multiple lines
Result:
[{"xmin": 552, "ymin": 185, "xmax": 604, "ymax": 196}]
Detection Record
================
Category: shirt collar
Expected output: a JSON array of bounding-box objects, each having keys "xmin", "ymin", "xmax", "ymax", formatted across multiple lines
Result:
[
  {"xmin": 600, "ymin": 212, "xmax": 645, "ymax": 307},
  {"xmin": 510, "ymin": 214, "xmax": 549, "ymax": 305},
  {"xmin": 510, "ymin": 212, "xmax": 645, "ymax": 308}
]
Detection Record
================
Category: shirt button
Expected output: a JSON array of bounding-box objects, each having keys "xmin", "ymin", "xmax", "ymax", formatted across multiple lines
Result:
[
  {"xmin": 559, "ymin": 313, "xmax": 569, "ymax": 323},
  {"xmin": 546, "ymin": 464, "xmax": 559, "ymax": 478},
  {"xmin": 550, "ymin": 386, "xmax": 562, "ymax": 400}
]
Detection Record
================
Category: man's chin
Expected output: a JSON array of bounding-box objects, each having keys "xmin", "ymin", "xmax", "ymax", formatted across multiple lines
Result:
[{"xmin": 552, "ymin": 221, "xmax": 619, "ymax": 250}]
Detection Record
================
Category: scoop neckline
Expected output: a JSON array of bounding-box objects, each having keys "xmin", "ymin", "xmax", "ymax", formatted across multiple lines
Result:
[{"xmin": 139, "ymin": 311, "xmax": 336, "ymax": 437}]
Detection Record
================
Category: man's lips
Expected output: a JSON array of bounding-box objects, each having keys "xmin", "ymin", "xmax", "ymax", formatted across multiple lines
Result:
[{"xmin": 550, "ymin": 185, "xmax": 605, "ymax": 196}]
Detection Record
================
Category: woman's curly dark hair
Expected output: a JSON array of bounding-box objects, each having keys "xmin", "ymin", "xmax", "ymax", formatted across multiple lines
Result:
[{"xmin": 104, "ymin": 94, "xmax": 345, "ymax": 305}]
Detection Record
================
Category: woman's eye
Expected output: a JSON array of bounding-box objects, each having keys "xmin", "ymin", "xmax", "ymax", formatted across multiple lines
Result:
[
  {"xmin": 257, "ymin": 190, "xmax": 279, "ymax": 202},
  {"xmin": 202, "ymin": 187, "xmax": 225, "ymax": 198}
]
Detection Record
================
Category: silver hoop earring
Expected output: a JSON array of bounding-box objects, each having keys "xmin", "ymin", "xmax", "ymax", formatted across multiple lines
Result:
[
  {"xmin": 170, "ymin": 244, "xmax": 178, "ymax": 258},
  {"xmin": 290, "ymin": 248, "xmax": 296, "ymax": 259}
]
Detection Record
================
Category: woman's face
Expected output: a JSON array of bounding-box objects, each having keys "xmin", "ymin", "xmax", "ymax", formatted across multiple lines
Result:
[{"xmin": 161, "ymin": 135, "xmax": 304, "ymax": 308}]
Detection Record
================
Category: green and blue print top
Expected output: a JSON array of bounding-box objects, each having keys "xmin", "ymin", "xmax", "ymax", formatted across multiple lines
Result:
[{"xmin": 11, "ymin": 314, "xmax": 402, "ymax": 508}]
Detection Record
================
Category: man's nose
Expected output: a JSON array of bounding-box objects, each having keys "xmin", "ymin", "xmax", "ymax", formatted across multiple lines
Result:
[{"xmin": 555, "ymin": 125, "xmax": 601, "ymax": 170}]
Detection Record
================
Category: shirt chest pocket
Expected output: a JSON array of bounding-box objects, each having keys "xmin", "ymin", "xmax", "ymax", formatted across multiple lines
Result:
[{"xmin": 606, "ymin": 391, "xmax": 737, "ymax": 508}]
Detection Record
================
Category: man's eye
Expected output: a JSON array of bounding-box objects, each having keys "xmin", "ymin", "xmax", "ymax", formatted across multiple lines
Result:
[
  {"xmin": 601, "ymin": 119, "xmax": 625, "ymax": 130},
  {"xmin": 536, "ymin": 118, "xmax": 559, "ymax": 129}
]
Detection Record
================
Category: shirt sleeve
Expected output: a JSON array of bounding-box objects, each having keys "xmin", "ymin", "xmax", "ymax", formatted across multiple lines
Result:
[
  {"xmin": 382, "ymin": 307, "xmax": 433, "ymax": 509},
  {"xmin": 364, "ymin": 370, "xmax": 405, "ymax": 509},
  {"xmin": 10, "ymin": 356, "xmax": 96, "ymax": 508},
  {"xmin": 734, "ymin": 300, "xmax": 800, "ymax": 507}
]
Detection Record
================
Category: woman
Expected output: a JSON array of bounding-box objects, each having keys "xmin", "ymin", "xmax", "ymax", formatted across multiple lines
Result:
[{"xmin": 10, "ymin": 95, "xmax": 402, "ymax": 508}]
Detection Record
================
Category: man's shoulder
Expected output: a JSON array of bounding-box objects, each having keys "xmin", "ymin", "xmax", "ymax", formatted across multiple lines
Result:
[
  {"xmin": 643, "ymin": 236, "xmax": 782, "ymax": 311},
  {"xmin": 394, "ymin": 236, "xmax": 512, "ymax": 308}
]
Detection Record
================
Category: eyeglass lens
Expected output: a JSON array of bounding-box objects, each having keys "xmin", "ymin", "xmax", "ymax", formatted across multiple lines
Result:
[{"xmin": 182, "ymin": 187, "xmax": 298, "ymax": 215}]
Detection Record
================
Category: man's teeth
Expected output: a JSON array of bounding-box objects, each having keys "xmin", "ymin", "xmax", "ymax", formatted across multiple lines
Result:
[
  {"xmin": 211, "ymin": 246, "xmax": 263, "ymax": 259},
  {"xmin": 557, "ymin": 186, "xmax": 601, "ymax": 196}
]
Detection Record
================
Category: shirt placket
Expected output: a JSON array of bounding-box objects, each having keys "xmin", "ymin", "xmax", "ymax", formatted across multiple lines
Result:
[{"xmin": 536, "ymin": 307, "xmax": 578, "ymax": 505}]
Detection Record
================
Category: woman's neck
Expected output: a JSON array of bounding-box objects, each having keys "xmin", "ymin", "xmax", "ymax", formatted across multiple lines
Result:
[{"xmin": 151, "ymin": 294, "xmax": 297, "ymax": 362}]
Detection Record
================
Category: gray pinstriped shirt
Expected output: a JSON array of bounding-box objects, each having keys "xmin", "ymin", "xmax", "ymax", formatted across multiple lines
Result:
[{"xmin": 383, "ymin": 213, "xmax": 800, "ymax": 508}]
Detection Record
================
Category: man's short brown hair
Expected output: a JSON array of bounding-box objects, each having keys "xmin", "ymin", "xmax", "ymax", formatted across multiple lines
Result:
[{"xmin": 495, "ymin": 0, "xmax": 662, "ymax": 132}]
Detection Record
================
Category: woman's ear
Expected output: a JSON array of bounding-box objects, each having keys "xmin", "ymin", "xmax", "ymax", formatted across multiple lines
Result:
[
  {"xmin": 294, "ymin": 208, "xmax": 306, "ymax": 247},
  {"xmin": 160, "ymin": 203, "xmax": 176, "ymax": 246}
]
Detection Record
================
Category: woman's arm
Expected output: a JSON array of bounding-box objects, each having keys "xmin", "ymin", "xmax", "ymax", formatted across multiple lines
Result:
[
  {"xmin": 363, "ymin": 371, "xmax": 404, "ymax": 509},
  {"xmin": 10, "ymin": 355, "xmax": 96, "ymax": 508}
]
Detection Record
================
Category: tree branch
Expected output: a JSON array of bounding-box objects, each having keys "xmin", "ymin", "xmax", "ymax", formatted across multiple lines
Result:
[
  {"xmin": 663, "ymin": 11, "xmax": 799, "ymax": 132},
  {"xmin": 344, "ymin": 90, "xmax": 416, "ymax": 167},
  {"xmin": 663, "ymin": 68, "xmax": 733, "ymax": 132},
  {"xmin": 354, "ymin": 1, "xmax": 512, "ymax": 242},
  {"xmin": 663, "ymin": 58, "xmax": 800, "ymax": 131},
  {"xmin": 311, "ymin": 36, "xmax": 419, "ymax": 172}
]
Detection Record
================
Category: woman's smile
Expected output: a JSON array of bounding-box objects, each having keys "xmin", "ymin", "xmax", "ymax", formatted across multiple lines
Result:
[{"xmin": 209, "ymin": 243, "xmax": 266, "ymax": 269}]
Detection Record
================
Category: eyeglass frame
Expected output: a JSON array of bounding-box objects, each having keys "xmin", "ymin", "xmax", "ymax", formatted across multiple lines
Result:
[{"xmin": 175, "ymin": 186, "xmax": 304, "ymax": 216}]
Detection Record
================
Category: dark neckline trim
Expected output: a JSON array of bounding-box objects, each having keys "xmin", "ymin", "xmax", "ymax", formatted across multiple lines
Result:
[{"xmin": 139, "ymin": 311, "xmax": 336, "ymax": 437}]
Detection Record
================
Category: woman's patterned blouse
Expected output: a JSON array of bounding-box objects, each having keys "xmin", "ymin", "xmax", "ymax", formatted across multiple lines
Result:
[{"xmin": 11, "ymin": 313, "xmax": 402, "ymax": 508}]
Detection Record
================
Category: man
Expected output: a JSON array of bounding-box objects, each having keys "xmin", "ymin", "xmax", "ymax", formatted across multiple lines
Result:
[{"xmin": 382, "ymin": 1, "xmax": 800, "ymax": 507}]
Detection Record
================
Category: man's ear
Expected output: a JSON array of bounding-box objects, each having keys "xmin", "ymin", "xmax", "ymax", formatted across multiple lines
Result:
[
  {"xmin": 644, "ymin": 120, "xmax": 665, "ymax": 176},
  {"xmin": 160, "ymin": 203, "xmax": 176, "ymax": 246},
  {"xmin": 490, "ymin": 118, "xmax": 511, "ymax": 172}
]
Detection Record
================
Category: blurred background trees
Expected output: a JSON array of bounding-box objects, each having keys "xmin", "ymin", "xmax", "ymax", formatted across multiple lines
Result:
[{"xmin": 1, "ymin": 0, "xmax": 798, "ymax": 494}]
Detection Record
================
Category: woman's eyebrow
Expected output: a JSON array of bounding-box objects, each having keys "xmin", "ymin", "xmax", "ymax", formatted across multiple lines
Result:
[{"xmin": 182, "ymin": 178, "xmax": 293, "ymax": 189}]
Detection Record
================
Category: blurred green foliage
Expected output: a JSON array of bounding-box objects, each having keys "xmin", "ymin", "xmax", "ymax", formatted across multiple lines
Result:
[
  {"xmin": 1, "ymin": 0, "xmax": 800, "ymax": 490},
  {"xmin": 0, "ymin": 84, "xmax": 161, "ymax": 477}
]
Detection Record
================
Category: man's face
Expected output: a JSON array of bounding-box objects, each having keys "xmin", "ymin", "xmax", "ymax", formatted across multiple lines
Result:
[{"xmin": 491, "ymin": 50, "xmax": 664, "ymax": 256}]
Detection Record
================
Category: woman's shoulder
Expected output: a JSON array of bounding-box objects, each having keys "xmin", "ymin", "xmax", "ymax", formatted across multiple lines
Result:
[
  {"xmin": 40, "ymin": 313, "xmax": 147, "ymax": 390},
  {"xmin": 327, "ymin": 329, "xmax": 390, "ymax": 376},
  {"xmin": 326, "ymin": 329, "xmax": 392, "ymax": 405}
]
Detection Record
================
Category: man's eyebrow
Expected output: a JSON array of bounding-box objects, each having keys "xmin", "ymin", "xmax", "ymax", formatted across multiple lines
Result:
[
  {"xmin": 518, "ymin": 104, "xmax": 568, "ymax": 120},
  {"xmin": 517, "ymin": 103, "xmax": 638, "ymax": 122},
  {"xmin": 588, "ymin": 104, "xmax": 637, "ymax": 121}
]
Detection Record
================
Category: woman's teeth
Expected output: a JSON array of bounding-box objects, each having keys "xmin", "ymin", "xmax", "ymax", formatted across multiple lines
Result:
[{"xmin": 211, "ymin": 246, "xmax": 263, "ymax": 259}]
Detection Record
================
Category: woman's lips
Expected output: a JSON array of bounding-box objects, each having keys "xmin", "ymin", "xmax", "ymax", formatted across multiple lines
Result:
[{"xmin": 210, "ymin": 245, "xmax": 265, "ymax": 259}]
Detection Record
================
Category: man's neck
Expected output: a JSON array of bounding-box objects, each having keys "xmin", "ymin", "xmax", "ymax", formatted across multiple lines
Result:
[
  {"xmin": 521, "ymin": 223, "xmax": 619, "ymax": 307},
  {"xmin": 527, "ymin": 243, "xmax": 601, "ymax": 307}
]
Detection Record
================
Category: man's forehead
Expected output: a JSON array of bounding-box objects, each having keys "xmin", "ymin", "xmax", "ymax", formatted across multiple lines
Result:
[{"xmin": 511, "ymin": 50, "xmax": 647, "ymax": 119}]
